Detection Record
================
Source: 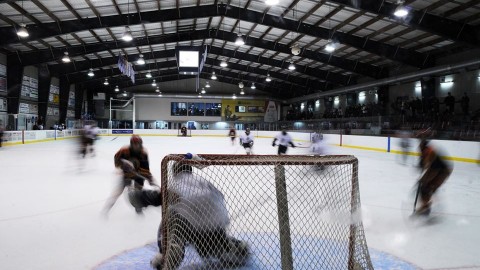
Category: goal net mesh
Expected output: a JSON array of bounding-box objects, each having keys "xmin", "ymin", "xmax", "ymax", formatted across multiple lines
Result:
[{"xmin": 159, "ymin": 154, "xmax": 373, "ymax": 270}]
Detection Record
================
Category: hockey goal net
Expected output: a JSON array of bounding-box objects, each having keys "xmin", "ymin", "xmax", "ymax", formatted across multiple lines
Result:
[{"xmin": 160, "ymin": 154, "xmax": 373, "ymax": 270}]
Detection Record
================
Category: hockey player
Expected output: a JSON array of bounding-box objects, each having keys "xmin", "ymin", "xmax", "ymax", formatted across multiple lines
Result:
[
  {"xmin": 239, "ymin": 128, "xmax": 254, "ymax": 155},
  {"xmin": 127, "ymin": 157, "xmax": 250, "ymax": 269},
  {"xmin": 272, "ymin": 130, "xmax": 296, "ymax": 155},
  {"xmin": 103, "ymin": 135, "xmax": 157, "ymax": 214},
  {"xmin": 80, "ymin": 123, "xmax": 99, "ymax": 158},
  {"xmin": 228, "ymin": 126, "xmax": 236, "ymax": 145},
  {"xmin": 180, "ymin": 126, "xmax": 187, "ymax": 137},
  {"xmin": 414, "ymin": 140, "xmax": 452, "ymax": 216},
  {"xmin": 150, "ymin": 161, "xmax": 250, "ymax": 269},
  {"xmin": 311, "ymin": 133, "xmax": 328, "ymax": 156}
]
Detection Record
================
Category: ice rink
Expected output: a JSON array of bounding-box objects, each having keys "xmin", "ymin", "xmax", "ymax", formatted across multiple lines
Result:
[{"xmin": 0, "ymin": 134, "xmax": 479, "ymax": 270}]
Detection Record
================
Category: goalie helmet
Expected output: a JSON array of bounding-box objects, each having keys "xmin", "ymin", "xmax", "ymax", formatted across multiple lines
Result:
[
  {"xmin": 245, "ymin": 128, "xmax": 250, "ymax": 135},
  {"xmin": 130, "ymin": 135, "xmax": 143, "ymax": 145}
]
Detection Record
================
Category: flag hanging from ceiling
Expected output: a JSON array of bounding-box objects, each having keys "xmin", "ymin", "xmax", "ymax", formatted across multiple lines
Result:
[{"xmin": 117, "ymin": 53, "xmax": 135, "ymax": 84}]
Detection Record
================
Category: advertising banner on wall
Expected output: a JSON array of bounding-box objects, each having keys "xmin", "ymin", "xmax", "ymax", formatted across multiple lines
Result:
[
  {"xmin": 21, "ymin": 76, "xmax": 38, "ymax": 99},
  {"xmin": 68, "ymin": 90, "xmax": 75, "ymax": 107}
]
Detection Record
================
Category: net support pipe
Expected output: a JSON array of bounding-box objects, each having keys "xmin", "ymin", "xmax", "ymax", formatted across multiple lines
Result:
[
  {"xmin": 274, "ymin": 165, "xmax": 294, "ymax": 270},
  {"xmin": 109, "ymin": 97, "xmax": 135, "ymax": 129},
  {"xmin": 132, "ymin": 97, "xmax": 136, "ymax": 129}
]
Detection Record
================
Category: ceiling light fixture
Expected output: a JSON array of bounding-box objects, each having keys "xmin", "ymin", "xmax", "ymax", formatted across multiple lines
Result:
[
  {"xmin": 240, "ymin": 90, "xmax": 245, "ymax": 95},
  {"xmin": 251, "ymin": 83, "xmax": 256, "ymax": 89},
  {"xmin": 151, "ymin": 79, "xmax": 157, "ymax": 87},
  {"xmin": 87, "ymin": 68, "xmax": 94, "ymax": 77},
  {"xmin": 201, "ymin": 88, "xmax": 206, "ymax": 94},
  {"xmin": 235, "ymin": 34, "xmax": 245, "ymax": 46},
  {"xmin": 238, "ymin": 81, "xmax": 244, "ymax": 89},
  {"xmin": 394, "ymin": 0, "xmax": 409, "ymax": 17},
  {"xmin": 17, "ymin": 23, "xmax": 29, "ymax": 38},
  {"xmin": 235, "ymin": 0, "xmax": 245, "ymax": 46},
  {"xmin": 136, "ymin": 54, "xmax": 145, "ymax": 65},
  {"xmin": 122, "ymin": 26, "xmax": 133, "ymax": 42},
  {"xmin": 158, "ymin": 93, "xmax": 163, "ymax": 97},
  {"xmin": 220, "ymin": 60, "xmax": 228, "ymax": 67},
  {"xmin": 288, "ymin": 62, "xmax": 296, "ymax": 70},
  {"xmin": 232, "ymin": 93, "xmax": 237, "ymax": 99},
  {"xmin": 198, "ymin": 94, "xmax": 202, "ymax": 98},
  {"xmin": 104, "ymin": 78, "xmax": 109, "ymax": 85},
  {"xmin": 122, "ymin": 0, "xmax": 133, "ymax": 41},
  {"xmin": 266, "ymin": 73, "xmax": 272, "ymax": 82},
  {"xmin": 155, "ymin": 87, "xmax": 160, "ymax": 93},
  {"xmin": 115, "ymin": 85, "xmax": 119, "ymax": 92},
  {"xmin": 122, "ymin": 91, "xmax": 127, "ymax": 97},
  {"xmin": 146, "ymin": 71, "xmax": 152, "ymax": 78},
  {"xmin": 62, "ymin": 51, "xmax": 71, "ymax": 63},
  {"xmin": 325, "ymin": 40, "xmax": 336, "ymax": 53},
  {"xmin": 206, "ymin": 81, "xmax": 211, "ymax": 88},
  {"xmin": 17, "ymin": 1, "xmax": 29, "ymax": 38},
  {"xmin": 265, "ymin": 0, "xmax": 279, "ymax": 5},
  {"xmin": 211, "ymin": 71, "xmax": 217, "ymax": 80}
]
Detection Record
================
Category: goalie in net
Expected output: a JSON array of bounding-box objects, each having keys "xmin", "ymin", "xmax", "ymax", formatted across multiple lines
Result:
[{"xmin": 127, "ymin": 156, "xmax": 250, "ymax": 269}]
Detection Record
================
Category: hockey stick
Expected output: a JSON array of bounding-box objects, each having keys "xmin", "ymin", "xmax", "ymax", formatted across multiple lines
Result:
[
  {"xmin": 413, "ymin": 181, "xmax": 421, "ymax": 214},
  {"xmin": 294, "ymin": 143, "xmax": 311, "ymax": 149}
]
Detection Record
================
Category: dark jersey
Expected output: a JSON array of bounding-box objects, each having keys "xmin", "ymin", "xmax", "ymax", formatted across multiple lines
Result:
[
  {"xmin": 228, "ymin": 129, "xmax": 236, "ymax": 137},
  {"xmin": 114, "ymin": 146, "xmax": 153, "ymax": 180}
]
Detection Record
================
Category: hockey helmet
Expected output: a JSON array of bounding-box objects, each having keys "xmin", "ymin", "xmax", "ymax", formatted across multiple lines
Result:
[
  {"xmin": 245, "ymin": 128, "xmax": 251, "ymax": 134},
  {"xmin": 130, "ymin": 135, "xmax": 143, "ymax": 145}
]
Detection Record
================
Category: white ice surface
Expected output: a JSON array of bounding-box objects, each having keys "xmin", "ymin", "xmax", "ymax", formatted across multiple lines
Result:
[{"xmin": 0, "ymin": 135, "xmax": 479, "ymax": 270}]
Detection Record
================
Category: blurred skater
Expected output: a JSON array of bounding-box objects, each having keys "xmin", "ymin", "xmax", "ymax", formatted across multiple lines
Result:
[
  {"xmin": 397, "ymin": 129, "xmax": 412, "ymax": 165},
  {"xmin": 272, "ymin": 130, "xmax": 296, "ymax": 155},
  {"xmin": 228, "ymin": 126, "xmax": 236, "ymax": 145},
  {"xmin": 414, "ymin": 140, "xmax": 452, "ymax": 216},
  {"xmin": 239, "ymin": 128, "xmax": 254, "ymax": 155},
  {"xmin": 103, "ymin": 135, "xmax": 157, "ymax": 215}
]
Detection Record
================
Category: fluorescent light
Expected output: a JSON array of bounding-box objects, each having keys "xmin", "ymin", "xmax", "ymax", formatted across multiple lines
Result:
[
  {"xmin": 104, "ymin": 79, "xmax": 109, "ymax": 85},
  {"xmin": 136, "ymin": 54, "xmax": 145, "ymax": 65},
  {"xmin": 17, "ymin": 23, "xmax": 29, "ymax": 37},
  {"xmin": 220, "ymin": 60, "xmax": 228, "ymax": 67},
  {"xmin": 235, "ymin": 34, "xmax": 245, "ymax": 46},
  {"xmin": 87, "ymin": 68, "xmax": 94, "ymax": 77},
  {"xmin": 146, "ymin": 71, "xmax": 152, "ymax": 78},
  {"xmin": 288, "ymin": 62, "xmax": 296, "ymax": 70},
  {"xmin": 62, "ymin": 52, "xmax": 71, "ymax": 63},
  {"xmin": 211, "ymin": 71, "xmax": 217, "ymax": 80},
  {"xmin": 251, "ymin": 83, "xmax": 256, "ymax": 89},
  {"xmin": 122, "ymin": 27, "xmax": 133, "ymax": 41}
]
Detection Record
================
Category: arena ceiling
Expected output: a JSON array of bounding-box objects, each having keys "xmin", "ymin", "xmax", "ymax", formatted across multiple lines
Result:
[{"xmin": 0, "ymin": 0, "xmax": 479, "ymax": 100}]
